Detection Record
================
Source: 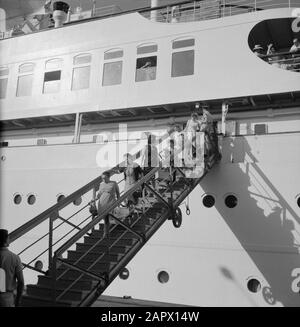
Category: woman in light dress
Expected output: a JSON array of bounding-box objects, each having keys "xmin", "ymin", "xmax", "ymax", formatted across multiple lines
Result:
[{"xmin": 97, "ymin": 171, "xmax": 120, "ymax": 237}]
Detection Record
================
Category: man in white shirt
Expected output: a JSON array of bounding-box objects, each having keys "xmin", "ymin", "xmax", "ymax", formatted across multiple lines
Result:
[{"xmin": 0, "ymin": 229, "xmax": 24, "ymax": 307}]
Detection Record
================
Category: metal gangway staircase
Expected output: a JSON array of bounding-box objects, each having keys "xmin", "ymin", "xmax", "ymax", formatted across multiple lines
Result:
[{"xmin": 8, "ymin": 124, "xmax": 221, "ymax": 307}]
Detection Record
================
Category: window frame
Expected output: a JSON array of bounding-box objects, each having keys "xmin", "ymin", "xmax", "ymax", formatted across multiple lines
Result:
[
  {"xmin": 135, "ymin": 43, "xmax": 158, "ymax": 83},
  {"xmin": 102, "ymin": 49, "xmax": 124, "ymax": 87},
  {"xmin": 171, "ymin": 37, "xmax": 195, "ymax": 78},
  {"xmin": 16, "ymin": 63, "xmax": 35, "ymax": 97},
  {"xmin": 43, "ymin": 58, "xmax": 63, "ymax": 94},
  {"xmin": 0, "ymin": 67, "xmax": 9, "ymax": 99},
  {"xmin": 71, "ymin": 53, "xmax": 92, "ymax": 91}
]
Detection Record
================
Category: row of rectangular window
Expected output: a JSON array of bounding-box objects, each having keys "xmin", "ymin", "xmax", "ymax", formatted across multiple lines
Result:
[{"xmin": 0, "ymin": 38, "xmax": 195, "ymax": 99}]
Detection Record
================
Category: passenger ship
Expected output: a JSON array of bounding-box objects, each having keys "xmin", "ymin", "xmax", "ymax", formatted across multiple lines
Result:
[{"xmin": 0, "ymin": 0, "xmax": 300, "ymax": 307}]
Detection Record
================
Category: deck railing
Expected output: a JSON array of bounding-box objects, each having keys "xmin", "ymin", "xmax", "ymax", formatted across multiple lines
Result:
[
  {"xmin": 141, "ymin": 0, "xmax": 298, "ymax": 23},
  {"xmin": 259, "ymin": 51, "xmax": 300, "ymax": 72},
  {"xmin": 0, "ymin": 0, "xmax": 297, "ymax": 40}
]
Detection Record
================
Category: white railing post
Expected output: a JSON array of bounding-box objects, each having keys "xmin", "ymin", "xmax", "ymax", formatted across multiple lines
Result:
[
  {"xmin": 91, "ymin": 0, "xmax": 96, "ymax": 17},
  {"xmin": 73, "ymin": 112, "xmax": 82, "ymax": 144}
]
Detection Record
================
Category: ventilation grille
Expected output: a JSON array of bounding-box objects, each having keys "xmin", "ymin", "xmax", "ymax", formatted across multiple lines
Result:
[
  {"xmin": 254, "ymin": 124, "xmax": 267, "ymax": 135},
  {"xmin": 37, "ymin": 139, "xmax": 47, "ymax": 145},
  {"xmin": 0, "ymin": 141, "xmax": 8, "ymax": 147}
]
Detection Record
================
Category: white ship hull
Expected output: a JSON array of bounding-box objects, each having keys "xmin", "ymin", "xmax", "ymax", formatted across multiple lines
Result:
[{"xmin": 1, "ymin": 112, "xmax": 300, "ymax": 307}]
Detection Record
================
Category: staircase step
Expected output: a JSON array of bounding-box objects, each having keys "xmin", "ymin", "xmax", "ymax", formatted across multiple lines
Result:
[
  {"xmin": 67, "ymin": 250, "xmax": 121, "ymax": 262},
  {"xmin": 90, "ymin": 230, "xmax": 139, "ymax": 239},
  {"xmin": 83, "ymin": 236, "xmax": 135, "ymax": 246},
  {"xmin": 21, "ymin": 294, "xmax": 73, "ymax": 307},
  {"xmin": 38, "ymin": 275, "xmax": 97, "ymax": 290},
  {"xmin": 63, "ymin": 259, "xmax": 116, "ymax": 272},
  {"xmin": 26, "ymin": 284, "xmax": 87, "ymax": 302},
  {"xmin": 56, "ymin": 266, "xmax": 107, "ymax": 281},
  {"xmin": 76, "ymin": 243, "xmax": 130, "ymax": 254}
]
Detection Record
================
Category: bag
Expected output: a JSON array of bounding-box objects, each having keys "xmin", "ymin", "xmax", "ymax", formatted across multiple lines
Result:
[{"xmin": 89, "ymin": 202, "xmax": 98, "ymax": 217}]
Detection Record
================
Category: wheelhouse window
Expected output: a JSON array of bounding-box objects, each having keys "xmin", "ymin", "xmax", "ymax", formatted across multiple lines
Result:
[
  {"xmin": 0, "ymin": 67, "xmax": 9, "ymax": 99},
  {"xmin": 102, "ymin": 49, "xmax": 123, "ymax": 86},
  {"xmin": 72, "ymin": 54, "xmax": 91, "ymax": 90},
  {"xmin": 136, "ymin": 43, "xmax": 158, "ymax": 82},
  {"xmin": 17, "ymin": 63, "xmax": 35, "ymax": 97},
  {"xmin": 171, "ymin": 38, "xmax": 195, "ymax": 77},
  {"xmin": 43, "ymin": 58, "xmax": 63, "ymax": 94}
]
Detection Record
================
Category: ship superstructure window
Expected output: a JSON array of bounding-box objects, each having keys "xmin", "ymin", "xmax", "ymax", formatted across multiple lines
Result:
[
  {"xmin": 102, "ymin": 49, "xmax": 123, "ymax": 86},
  {"xmin": 17, "ymin": 63, "xmax": 35, "ymax": 97},
  {"xmin": 0, "ymin": 67, "xmax": 9, "ymax": 99},
  {"xmin": 43, "ymin": 59, "xmax": 63, "ymax": 94},
  {"xmin": 72, "ymin": 54, "xmax": 91, "ymax": 90},
  {"xmin": 136, "ymin": 44, "xmax": 158, "ymax": 82},
  {"xmin": 171, "ymin": 38, "xmax": 195, "ymax": 77}
]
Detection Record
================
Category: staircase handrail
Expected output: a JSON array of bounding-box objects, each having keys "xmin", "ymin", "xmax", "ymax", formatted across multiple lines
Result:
[
  {"xmin": 54, "ymin": 166, "xmax": 162, "ymax": 259},
  {"xmin": 8, "ymin": 132, "xmax": 171, "ymax": 243}
]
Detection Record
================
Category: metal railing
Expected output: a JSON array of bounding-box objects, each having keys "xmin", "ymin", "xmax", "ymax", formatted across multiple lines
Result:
[
  {"xmin": 0, "ymin": 0, "xmax": 296, "ymax": 40},
  {"xmin": 259, "ymin": 51, "xmax": 300, "ymax": 72},
  {"xmin": 50, "ymin": 129, "xmax": 220, "ymax": 306},
  {"xmin": 140, "ymin": 0, "xmax": 298, "ymax": 23},
  {"xmin": 8, "ymin": 130, "xmax": 171, "ymax": 275}
]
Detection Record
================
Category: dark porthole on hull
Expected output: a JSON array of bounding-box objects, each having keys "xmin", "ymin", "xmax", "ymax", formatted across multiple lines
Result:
[
  {"xmin": 247, "ymin": 278, "xmax": 261, "ymax": 293},
  {"xmin": 34, "ymin": 260, "xmax": 43, "ymax": 271},
  {"xmin": 14, "ymin": 194, "xmax": 22, "ymax": 205},
  {"xmin": 73, "ymin": 196, "xmax": 82, "ymax": 206},
  {"xmin": 225, "ymin": 195, "xmax": 238, "ymax": 208},
  {"xmin": 297, "ymin": 196, "xmax": 300, "ymax": 208},
  {"xmin": 27, "ymin": 194, "xmax": 36, "ymax": 205},
  {"xmin": 57, "ymin": 194, "xmax": 65, "ymax": 203},
  {"xmin": 119, "ymin": 268, "xmax": 130, "ymax": 280},
  {"xmin": 202, "ymin": 195, "xmax": 215, "ymax": 208},
  {"xmin": 158, "ymin": 271, "xmax": 169, "ymax": 284}
]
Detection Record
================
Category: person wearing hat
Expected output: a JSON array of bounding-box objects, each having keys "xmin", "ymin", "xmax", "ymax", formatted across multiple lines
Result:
[
  {"xmin": 0, "ymin": 229, "xmax": 24, "ymax": 307},
  {"xmin": 253, "ymin": 44, "xmax": 264, "ymax": 58}
]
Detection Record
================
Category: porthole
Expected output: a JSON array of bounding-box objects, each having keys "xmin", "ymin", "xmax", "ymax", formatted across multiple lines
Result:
[
  {"xmin": 247, "ymin": 278, "xmax": 261, "ymax": 293},
  {"xmin": 119, "ymin": 268, "xmax": 130, "ymax": 280},
  {"xmin": 202, "ymin": 194, "xmax": 215, "ymax": 208},
  {"xmin": 297, "ymin": 196, "xmax": 300, "ymax": 208},
  {"xmin": 157, "ymin": 271, "xmax": 169, "ymax": 284},
  {"xmin": 225, "ymin": 194, "xmax": 238, "ymax": 208},
  {"xmin": 13, "ymin": 194, "xmax": 22, "ymax": 205},
  {"xmin": 73, "ymin": 196, "xmax": 82, "ymax": 206},
  {"xmin": 27, "ymin": 194, "xmax": 36, "ymax": 205},
  {"xmin": 34, "ymin": 260, "xmax": 43, "ymax": 271},
  {"xmin": 57, "ymin": 194, "xmax": 65, "ymax": 203}
]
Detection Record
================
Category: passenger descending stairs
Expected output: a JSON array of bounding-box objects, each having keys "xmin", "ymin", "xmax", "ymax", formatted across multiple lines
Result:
[{"xmin": 11, "ymin": 129, "xmax": 221, "ymax": 307}]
